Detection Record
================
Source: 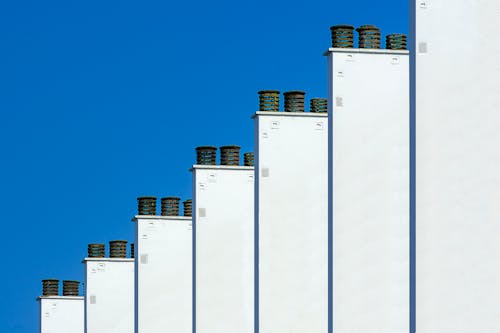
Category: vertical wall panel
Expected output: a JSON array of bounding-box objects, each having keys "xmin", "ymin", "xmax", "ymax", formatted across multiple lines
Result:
[
  {"xmin": 327, "ymin": 49, "xmax": 410, "ymax": 332},
  {"xmin": 84, "ymin": 258, "xmax": 134, "ymax": 333},
  {"xmin": 135, "ymin": 216, "xmax": 192, "ymax": 333},
  {"xmin": 255, "ymin": 112, "xmax": 328, "ymax": 333},
  {"xmin": 193, "ymin": 166, "xmax": 254, "ymax": 333},
  {"xmin": 414, "ymin": 1, "xmax": 500, "ymax": 331}
]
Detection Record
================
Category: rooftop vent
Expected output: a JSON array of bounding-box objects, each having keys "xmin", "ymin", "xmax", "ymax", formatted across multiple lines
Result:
[
  {"xmin": 109, "ymin": 240, "xmax": 128, "ymax": 258},
  {"xmin": 88, "ymin": 243, "xmax": 105, "ymax": 258},
  {"xmin": 62, "ymin": 280, "xmax": 79, "ymax": 296},
  {"xmin": 161, "ymin": 197, "xmax": 180, "ymax": 216},
  {"xmin": 244, "ymin": 152, "xmax": 254, "ymax": 167},
  {"xmin": 42, "ymin": 279, "xmax": 59, "ymax": 296},
  {"xmin": 196, "ymin": 146, "xmax": 217, "ymax": 165},
  {"xmin": 183, "ymin": 199, "xmax": 192, "ymax": 217},
  {"xmin": 258, "ymin": 90, "xmax": 280, "ymax": 112},
  {"xmin": 220, "ymin": 146, "xmax": 241, "ymax": 166},
  {"xmin": 330, "ymin": 25, "xmax": 355, "ymax": 48},
  {"xmin": 357, "ymin": 25, "xmax": 381, "ymax": 49},
  {"xmin": 310, "ymin": 98, "xmax": 328, "ymax": 113},
  {"xmin": 137, "ymin": 196, "xmax": 157, "ymax": 215},
  {"xmin": 284, "ymin": 91, "xmax": 306, "ymax": 112},
  {"xmin": 386, "ymin": 34, "xmax": 407, "ymax": 50}
]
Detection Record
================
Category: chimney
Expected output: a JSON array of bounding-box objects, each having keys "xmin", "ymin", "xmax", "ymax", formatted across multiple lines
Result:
[
  {"xmin": 183, "ymin": 199, "xmax": 192, "ymax": 217},
  {"xmin": 62, "ymin": 280, "xmax": 80, "ymax": 296},
  {"xmin": 386, "ymin": 34, "xmax": 407, "ymax": 50},
  {"xmin": 244, "ymin": 152, "xmax": 254, "ymax": 167},
  {"xmin": 356, "ymin": 25, "xmax": 381, "ymax": 49},
  {"xmin": 161, "ymin": 197, "xmax": 181, "ymax": 216},
  {"xmin": 330, "ymin": 25, "xmax": 355, "ymax": 48},
  {"xmin": 109, "ymin": 240, "xmax": 128, "ymax": 258},
  {"xmin": 284, "ymin": 91, "xmax": 306, "ymax": 113},
  {"xmin": 88, "ymin": 243, "xmax": 105, "ymax": 258},
  {"xmin": 220, "ymin": 146, "xmax": 241, "ymax": 166},
  {"xmin": 258, "ymin": 90, "xmax": 280, "ymax": 112},
  {"xmin": 310, "ymin": 98, "xmax": 328, "ymax": 113},
  {"xmin": 196, "ymin": 146, "xmax": 217, "ymax": 165},
  {"xmin": 137, "ymin": 196, "xmax": 157, "ymax": 215},
  {"xmin": 42, "ymin": 279, "xmax": 59, "ymax": 296}
]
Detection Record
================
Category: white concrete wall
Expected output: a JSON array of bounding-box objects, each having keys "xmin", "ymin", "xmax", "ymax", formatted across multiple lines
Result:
[
  {"xmin": 134, "ymin": 216, "xmax": 192, "ymax": 333},
  {"xmin": 327, "ymin": 49, "xmax": 409, "ymax": 332},
  {"xmin": 39, "ymin": 296, "xmax": 84, "ymax": 333},
  {"xmin": 414, "ymin": 1, "xmax": 500, "ymax": 331},
  {"xmin": 84, "ymin": 258, "xmax": 134, "ymax": 333},
  {"xmin": 193, "ymin": 165, "xmax": 254, "ymax": 333},
  {"xmin": 255, "ymin": 112, "xmax": 328, "ymax": 333}
]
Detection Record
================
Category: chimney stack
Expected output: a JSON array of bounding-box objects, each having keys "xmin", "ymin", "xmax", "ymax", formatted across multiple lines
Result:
[
  {"xmin": 356, "ymin": 25, "xmax": 381, "ymax": 49},
  {"xmin": 284, "ymin": 91, "xmax": 306, "ymax": 112},
  {"xmin": 62, "ymin": 280, "xmax": 79, "ymax": 296},
  {"xmin": 220, "ymin": 146, "xmax": 241, "ymax": 166},
  {"xmin": 386, "ymin": 34, "xmax": 407, "ymax": 50},
  {"xmin": 244, "ymin": 152, "xmax": 254, "ymax": 167},
  {"xmin": 88, "ymin": 243, "xmax": 105, "ymax": 258},
  {"xmin": 161, "ymin": 197, "xmax": 181, "ymax": 216},
  {"xmin": 310, "ymin": 98, "xmax": 328, "ymax": 113},
  {"xmin": 183, "ymin": 199, "xmax": 192, "ymax": 217},
  {"xmin": 330, "ymin": 25, "xmax": 355, "ymax": 48},
  {"xmin": 42, "ymin": 279, "xmax": 59, "ymax": 296},
  {"xmin": 109, "ymin": 240, "xmax": 128, "ymax": 258},
  {"xmin": 137, "ymin": 196, "xmax": 157, "ymax": 215},
  {"xmin": 258, "ymin": 90, "xmax": 280, "ymax": 112},
  {"xmin": 196, "ymin": 146, "xmax": 217, "ymax": 165}
]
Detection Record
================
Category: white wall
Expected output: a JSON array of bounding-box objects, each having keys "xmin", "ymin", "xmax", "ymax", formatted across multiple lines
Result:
[
  {"xmin": 39, "ymin": 296, "xmax": 84, "ymax": 333},
  {"xmin": 327, "ymin": 48, "xmax": 409, "ymax": 332},
  {"xmin": 255, "ymin": 112, "xmax": 328, "ymax": 333},
  {"xmin": 84, "ymin": 258, "xmax": 134, "ymax": 333},
  {"xmin": 193, "ymin": 165, "xmax": 254, "ymax": 333},
  {"xmin": 414, "ymin": 1, "xmax": 500, "ymax": 331},
  {"xmin": 134, "ymin": 216, "xmax": 192, "ymax": 333}
]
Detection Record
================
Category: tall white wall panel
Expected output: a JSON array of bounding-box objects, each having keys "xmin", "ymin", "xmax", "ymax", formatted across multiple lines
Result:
[
  {"xmin": 327, "ymin": 49, "xmax": 409, "ymax": 332},
  {"xmin": 255, "ymin": 112, "xmax": 328, "ymax": 332},
  {"xmin": 84, "ymin": 258, "xmax": 134, "ymax": 333},
  {"xmin": 414, "ymin": 1, "xmax": 500, "ymax": 331},
  {"xmin": 193, "ymin": 165, "xmax": 254, "ymax": 333},
  {"xmin": 134, "ymin": 216, "xmax": 192, "ymax": 333},
  {"xmin": 39, "ymin": 296, "xmax": 84, "ymax": 333}
]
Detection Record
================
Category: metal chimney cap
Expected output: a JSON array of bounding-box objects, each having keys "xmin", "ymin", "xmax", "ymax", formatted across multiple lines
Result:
[
  {"xmin": 161, "ymin": 196, "xmax": 181, "ymax": 200},
  {"xmin": 220, "ymin": 145, "xmax": 241, "ymax": 149},
  {"xmin": 42, "ymin": 278, "xmax": 59, "ymax": 282},
  {"xmin": 356, "ymin": 25, "xmax": 380, "ymax": 32},
  {"xmin": 109, "ymin": 240, "xmax": 128, "ymax": 243},
  {"xmin": 196, "ymin": 146, "xmax": 217, "ymax": 150},
  {"xmin": 137, "ymin": 196, "xmax": 157, "ymax": 199},
  {"xmin": 258, "ymin": 90, "xmax": 280, "ymax": 94},
  {"xmin": 330, "ymin": 24, "xmax": 354, "ymax": 30},
  {"xmin": 283, "ymin": 90, "xmax": 306, "ymax": 95},
  {"xmin": 63, "ymin": 280, "xmax": 80, "ymax": 283}
]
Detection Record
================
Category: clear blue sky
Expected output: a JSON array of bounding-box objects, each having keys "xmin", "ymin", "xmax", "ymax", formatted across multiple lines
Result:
[{"xmin": 0, "ymin": 0, "xmax": 407, "ymax": 331}]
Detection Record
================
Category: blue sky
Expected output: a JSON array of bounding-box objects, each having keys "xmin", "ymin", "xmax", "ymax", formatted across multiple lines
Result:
[{"xmin": 0, "ymin": 0, "xmax": 407, "ymax": 331}]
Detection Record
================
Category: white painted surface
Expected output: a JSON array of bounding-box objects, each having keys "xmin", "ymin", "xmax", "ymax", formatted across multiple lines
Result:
[
  {"xmin": 39, "ymin": 296, "xmax": 84, "ymax": 333},
  {"xmin": 255, "ymin": 112, "xmax": 328, "ymax": 333},
  {"xmin": 193, "ymin": 165, "xmax": 254, "ymax": 333},
  {"xmin": 414, "ymin": 1, "xmax": 500, "ymax": 331},
  {"xmin": 84, "ymin": 258, "xmax": 134, "ymax": 333},
  {"xmin": 327, "ymin": 49, "xmax": 409, "ymax": 332},
  {"xmin": 134, "ymin": 216, "xmax": 192, "ymax": 333}
]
